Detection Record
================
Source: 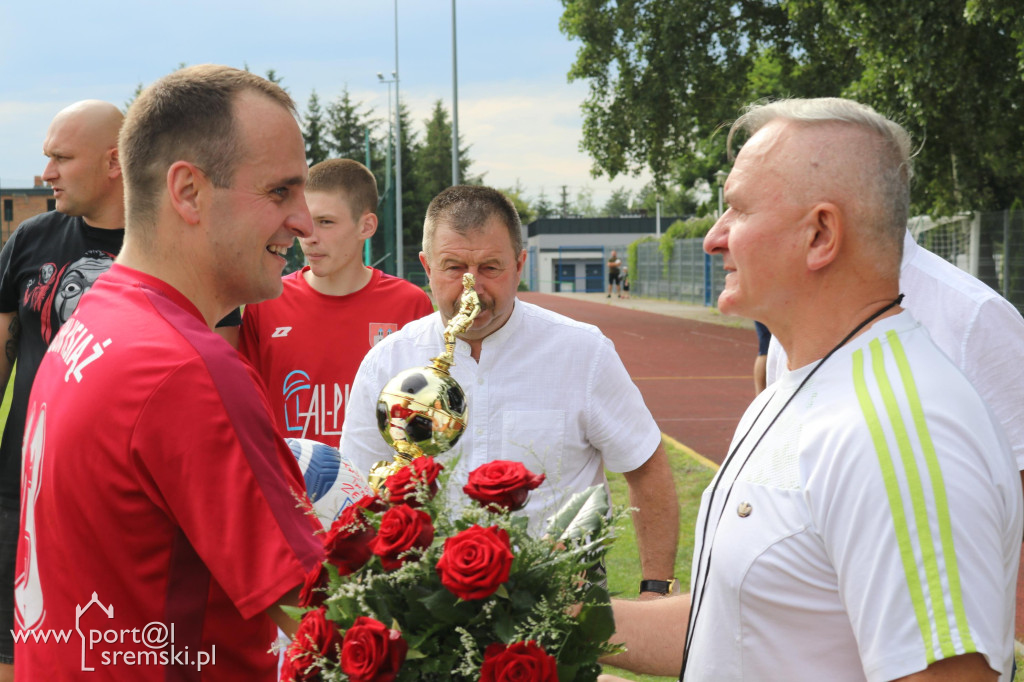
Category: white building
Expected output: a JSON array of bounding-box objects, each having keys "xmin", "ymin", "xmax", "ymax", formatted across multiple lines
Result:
[{"xmin": 524, "ymin": 216, "xmax": 685, "ymax": 293}]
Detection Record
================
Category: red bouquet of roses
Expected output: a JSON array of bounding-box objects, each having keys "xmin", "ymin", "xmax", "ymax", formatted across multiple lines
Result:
[{"xmin": 281, "ymin": 458, "xmax": 621, "ymax": 681}]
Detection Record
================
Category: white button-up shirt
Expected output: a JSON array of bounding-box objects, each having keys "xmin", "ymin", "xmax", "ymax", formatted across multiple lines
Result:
[{"xmin": 340, "ymin": 299, "xmax": 661, "ymax": 530}]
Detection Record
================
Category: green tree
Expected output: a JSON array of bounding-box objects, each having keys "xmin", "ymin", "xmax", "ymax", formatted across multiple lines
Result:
[
  {"xmin": 635, "ymin": 182, "xmax": 698, "ymax": 218},
  {"xmin": 603, "ymin": 187, "xmax": 634, "ymax": 216},
  {"xmin": 123, "ymin": 83, "xmax": 144, "ymax": 113},
  {"xmin": 395, "ymin": 100, "xmax": 424, "ymax": 271},
  {"xmin": 264, "ymin": 68, "xmax": 288, "ymax": 93},
  {"xmin": 414, "ymin": 100, "xmax": 478, "ymax": 202},
  {"xmin": 574, "ymin": 186, "xmax": 599, "ymax": 218},
  {"xmin": 326, "ymin": 88, "xmax": 377, "ymax": 162},
  {"xmin": 501, "ymin": 182, "xmax": 537, "ymax": 226},
  {"xmin": 560, "ymin": 0, "xmax": 1024, "ymax": 215},
  {"xmin": 533, "ymin": 189, "xmax": 556, "ymax": 219},
  {"xmin": 303, "ymin": 90, "xmax": 330, "ymax": 166}
]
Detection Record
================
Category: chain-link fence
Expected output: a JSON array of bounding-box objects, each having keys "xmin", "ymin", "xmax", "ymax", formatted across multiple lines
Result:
[
  {"xmin": 913, "ymin": 210, "xmax": 1024, "ymax": 314},
  {"xmin": 632, "ymin": 239, "xmax": 725, "ymax": 305}
]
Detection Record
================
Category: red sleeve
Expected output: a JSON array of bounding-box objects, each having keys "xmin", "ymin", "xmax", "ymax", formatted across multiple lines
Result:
[{"xmin": 131, "ymin": 355, "xmax": 324, "ymax": 619}]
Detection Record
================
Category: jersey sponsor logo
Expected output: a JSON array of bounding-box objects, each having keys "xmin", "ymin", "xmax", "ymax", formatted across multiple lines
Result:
[
  {"xmin": 272, "ymin": 326, "xmax": 293, "ymax": 338},
  {"xmin": 15, "ymin": 402, "xmax": 47, "ymax": 632},
  {"xmin": 370, "ymin": 322, "xmax": 399, "ymax": 347},
  {"xmin": 282, "ymin": 369, "xmax": 350, "ymax": 440}
]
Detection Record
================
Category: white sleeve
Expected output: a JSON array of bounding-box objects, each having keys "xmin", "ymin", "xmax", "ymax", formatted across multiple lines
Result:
[
  {"xmin": 583, "ymin": 336, "xmax": 661, "ymax": 473},
  {"xmin": 959, "ymin": 297, "xmax": 1024, "ymax": 470}
]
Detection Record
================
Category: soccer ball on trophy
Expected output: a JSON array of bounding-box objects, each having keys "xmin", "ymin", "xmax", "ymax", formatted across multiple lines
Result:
[
  {"xmin": 375, "ymin": 366, "xmax": 468, "ymax": 456},
  {"xmin": 366, "ymin": 273, "xmax": 481, "ymax": 492},
  {"xmin": 286, "ymin": 438, "xmax": 372, "ymax": 528}
]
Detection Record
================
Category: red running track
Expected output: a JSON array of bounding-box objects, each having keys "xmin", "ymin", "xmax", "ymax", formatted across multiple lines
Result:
[
  {"xmin": 518, "ymin": 292, "xmax": 757, "ymax": 464},
  {"xmin": 521, "ymin": 292, "xmax": 1024, "ymax": 642}
]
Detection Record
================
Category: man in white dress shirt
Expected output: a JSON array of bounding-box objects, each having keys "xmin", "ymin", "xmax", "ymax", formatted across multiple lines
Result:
[{"xmin": 340, "ymin": 185, "xmax": 680, "ymax": 598}]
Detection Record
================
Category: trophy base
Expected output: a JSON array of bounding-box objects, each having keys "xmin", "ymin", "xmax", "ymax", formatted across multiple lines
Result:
[{"xmin": 367, "ymin": 448, "xmax": 418, "ymax": 493}]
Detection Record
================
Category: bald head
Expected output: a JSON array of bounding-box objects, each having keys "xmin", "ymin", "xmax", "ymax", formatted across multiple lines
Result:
[
  {"xmin": 50, "ymin": 100, "xmax": 123, "ymax": 145},
  {"xmin": 42, "ymin": 100, "xmax": 124, "ymax": 228}
]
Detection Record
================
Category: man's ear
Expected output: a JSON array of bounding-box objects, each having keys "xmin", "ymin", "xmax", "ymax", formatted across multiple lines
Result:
[
  {"xmin": 166, "ymin": 161, "xmax": 203, "ymax": 226},
  {"xmin": 360, "ymin": 211, "xmax": 378, "ymax": 240},
  {"xmin": 418, "ymin": 251, "xmax": 431, "ymax": 278},
  {"xmin": 107, "ymin": 146, "xmax": 122, "ymax": 180},
  {"xmin": 806, "ymin": 203, "xmax": 842, "ymax": 272}
]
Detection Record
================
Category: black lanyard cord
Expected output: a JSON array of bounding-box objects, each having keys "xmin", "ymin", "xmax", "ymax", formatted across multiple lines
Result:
[{"xmin": 678, "ymin": 294, "xmax": 904, "ymax": 681}]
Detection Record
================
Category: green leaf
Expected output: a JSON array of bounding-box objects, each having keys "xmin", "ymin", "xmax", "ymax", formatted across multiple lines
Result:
[
  {"xmin": 493, "ymin": 611, "xmax": 516, "ymax": 643},
  {"xmin": 278, "ymin": 604, "xmax": 308, "ymax": 623},
  {"xmin": 544, "ymin": 484, "xmax": 609, "ymax": 542},
  {"xmin": 418, "ymin": 589, "xmax": 476, "ymax": 624}
]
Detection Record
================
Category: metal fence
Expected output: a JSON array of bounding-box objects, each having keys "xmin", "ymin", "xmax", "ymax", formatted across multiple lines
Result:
[
  {"xmin": 631, "ymin": 210, "xmax": 1024, "ymax": 316},
  {"xmin": 632, "ymin": 239, "xmax": 725, "ymax": 305},
  {"xmin": 911, "ymin": 210, "xmax": 1024, "ymax": 314}
]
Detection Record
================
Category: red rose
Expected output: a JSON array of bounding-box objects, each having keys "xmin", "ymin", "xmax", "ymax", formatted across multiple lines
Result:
[
  {"xmin": 383, "ymin": 456, "xmax": 443, "ymax": 506},
  {"xmin": 435, "ymin": 524, "xmax": 514, "ymax": 600},
  {"xmin": 323, "ymin": 500, "xmax": 377, "ymax": 576},
  {"xmin": 370, "ymin": 504, "xmax": 435, "ymax": 571},
  {"xmin": 479, "ymin": 640, "xmax": 559, "ymax": 682},
  {"xmin": 341, "ymin": 616, "xmax": 408, "ymax": 682},
  {"xmin": 282, "ymin": 607, "xmax": 342, "ymax": 682},
  {"xmin": 463, "ymin": 461, "xmax": 546, "ymax": 512},
  {"xmin": 298, "ymin": 562, "xmax": 330, "ymax": 608}
]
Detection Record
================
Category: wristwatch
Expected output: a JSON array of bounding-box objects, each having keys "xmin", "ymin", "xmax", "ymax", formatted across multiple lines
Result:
[{"xmin": 639, "ymin": 578, "xmax": 678, "ymax": 595}]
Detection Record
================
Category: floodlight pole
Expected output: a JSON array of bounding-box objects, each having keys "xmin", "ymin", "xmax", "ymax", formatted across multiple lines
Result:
[
  {"xmin": 451, "ymin": 0, "xmax": 460, "ymax": 186},
  {"xmin": 393, "ymin": 0, "xmax": 404, "ymax": 278}
]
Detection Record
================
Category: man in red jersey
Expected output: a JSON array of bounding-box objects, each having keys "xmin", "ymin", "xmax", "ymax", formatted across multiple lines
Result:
[
  {"xmin": 13, "ymin": 65, "xmax": 324, "ymax": 681},
  {"xmin": 240, "ymin": 159, "xmax": 432, "ymax": 447}
]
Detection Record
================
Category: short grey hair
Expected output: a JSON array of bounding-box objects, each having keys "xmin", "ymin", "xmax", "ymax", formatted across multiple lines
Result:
[
  {"xmin": 729, "ymin": 98, "xmax": 913, "ymax": 250},
  {"xmin": 422, "ymin": 185, "xmax": 523, "ymax": 258}
]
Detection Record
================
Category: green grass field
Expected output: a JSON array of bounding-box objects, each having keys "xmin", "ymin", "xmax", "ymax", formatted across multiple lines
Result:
[
  {"xmin": 603, "ymin": 437, "xmax": 715, "ymax": 681},
  {"xmin": 603, "ymin": 436, "xmax": 1024, "ymax": 681}
]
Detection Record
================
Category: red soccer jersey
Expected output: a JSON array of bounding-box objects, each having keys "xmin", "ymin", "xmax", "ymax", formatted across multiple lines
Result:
[
  {"xmin": 239, "ymin": 267, "xmax": 433, "ymax": 448},
  {"xmin": 14, "ymin": 264, "xmax": 324, "ymax": 681}
]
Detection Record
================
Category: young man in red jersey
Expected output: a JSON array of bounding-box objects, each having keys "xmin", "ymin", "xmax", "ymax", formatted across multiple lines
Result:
[
  {"xmin": 14, "ymin": 65, "xmax": 324, "ymax": 681},
  {"xmin": 240, "ymin": 159, "xmax": 432, "ymax": 449}
]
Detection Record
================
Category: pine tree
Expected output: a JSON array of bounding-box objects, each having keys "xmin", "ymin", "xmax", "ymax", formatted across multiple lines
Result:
[
  {"xmin": 326, "ymin": 88, "xmax": 376, "ymax": 162},
  {"xmin": 303, "ymin": 90, "xmax": 330, "ymax": 166},
  {"xmin": 534, "ymin": 189, "xmax": 555, "ymax": 219}
]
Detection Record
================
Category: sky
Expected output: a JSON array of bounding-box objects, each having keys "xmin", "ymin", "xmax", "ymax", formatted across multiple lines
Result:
[{"xmin": 0, "ymin": 0, "xmax": 652, "ymax": 209}]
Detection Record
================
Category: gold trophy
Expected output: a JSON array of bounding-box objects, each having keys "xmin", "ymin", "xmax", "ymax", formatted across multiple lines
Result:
[{"xmin": 367, "ymin": 273, "xmax": 481, "ymax": 491}]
